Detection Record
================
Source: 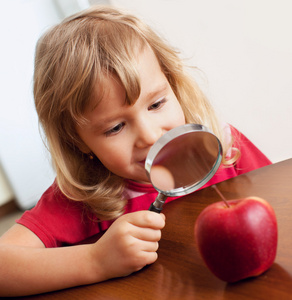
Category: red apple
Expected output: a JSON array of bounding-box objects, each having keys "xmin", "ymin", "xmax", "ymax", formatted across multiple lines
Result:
[{"xmin": 194, "ymin": 196, "xmax": 278, "ymax": 282}]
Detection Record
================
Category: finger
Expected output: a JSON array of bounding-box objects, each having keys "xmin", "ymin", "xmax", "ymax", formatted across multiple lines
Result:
[
  {"xmin": 133, "ymin": 251, "xmax": 159, "ymax": 272},
  {"xmin": 142, "ymin": 241, "xmax": 159, "ymax": 253},
  {"xmin": 131, "ymin": 227, "xmax": 162, "ymax": 242},
  {"xmin": 160, "ymin": 213, "xmax": 166, "ymax": 221},
  {"xmin": 142, "ymin": 249, "xmax": 159, "ymax": 265},
  {"xmin": 126, "ymin": 211, "xmax": 165, "ymax": 229}
]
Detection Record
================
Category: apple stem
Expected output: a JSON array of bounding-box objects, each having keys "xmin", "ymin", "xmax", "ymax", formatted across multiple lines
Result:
[{"xmin": 212, "ymin": 185, "xmax": 230, "ymax": 208}]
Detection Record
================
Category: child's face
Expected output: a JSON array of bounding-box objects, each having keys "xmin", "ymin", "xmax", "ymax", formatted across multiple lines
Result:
[{"xmin": 76, "ymin": 46, "xmax": 185, "ymax": 183}]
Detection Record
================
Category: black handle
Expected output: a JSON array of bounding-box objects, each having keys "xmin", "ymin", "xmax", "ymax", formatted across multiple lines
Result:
[{"xmin": 148, "ymin": 203, "xmax": 162, "ymax": 213}]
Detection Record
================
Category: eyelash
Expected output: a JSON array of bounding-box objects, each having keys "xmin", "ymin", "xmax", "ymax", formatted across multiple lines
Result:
[
  {"xmin": 104, "ymin": 98, "xmax": 167, "ymax": 137},
  {"xmin": 105, "ymin": 122, "xmax": 125, "ymax": 137},
  {"xmin": 148, "ymin": 98, "xmax": 167, "ymax": 111}
]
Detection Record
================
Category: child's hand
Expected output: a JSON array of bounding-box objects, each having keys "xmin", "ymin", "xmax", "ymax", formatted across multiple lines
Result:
[{"xmin": 90, "ymin": 211, "xmax": 165, "ymax": 280}]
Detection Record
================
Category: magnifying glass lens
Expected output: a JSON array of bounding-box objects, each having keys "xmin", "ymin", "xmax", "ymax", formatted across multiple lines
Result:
[{"xmin": 146, "ymin": 124, "xmax": 222, "ymax": 212}]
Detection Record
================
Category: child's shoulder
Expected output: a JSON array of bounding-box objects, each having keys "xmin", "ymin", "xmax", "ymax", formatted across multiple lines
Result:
[{"xmin": 16, "ymin": 181, "xmax": 99, "ymax": 247}]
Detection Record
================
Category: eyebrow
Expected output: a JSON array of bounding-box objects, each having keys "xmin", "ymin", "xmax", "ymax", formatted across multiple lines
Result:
[
  {"xmin": 143, "ymin": 82, "xmax": 168, "ymax": 100},
  {"xmin": 90, "ymin": 116, "xmax": 120, "ymax": 133}
]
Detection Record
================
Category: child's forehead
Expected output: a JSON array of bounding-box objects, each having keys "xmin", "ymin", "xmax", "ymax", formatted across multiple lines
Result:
[
  {"xmin": 88, "ymin": 44, "xmax": 162, "ymax": 110},
  {"xmin": 89, "ymin": 74, "xmax": 127, "ymax": 111}
]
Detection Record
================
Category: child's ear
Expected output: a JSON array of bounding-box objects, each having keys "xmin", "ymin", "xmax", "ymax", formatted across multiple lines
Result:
[{"xmin": 76, "ymin": 141, "xmax": 91, "ymax": 154}]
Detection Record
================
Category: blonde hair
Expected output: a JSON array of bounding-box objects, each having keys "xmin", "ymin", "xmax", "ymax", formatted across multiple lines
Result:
[{"xmin": 34, "ymin": 5, "xmax": 237, "ymax": 220}]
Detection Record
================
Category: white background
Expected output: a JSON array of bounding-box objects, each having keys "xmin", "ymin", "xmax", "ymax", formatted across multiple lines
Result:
[{"xmin": 112, "ymin": 0, "xmax": 292, "ymax": 164}]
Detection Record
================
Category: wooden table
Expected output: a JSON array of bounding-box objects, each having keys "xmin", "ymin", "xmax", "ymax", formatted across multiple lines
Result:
[{"xmin": 20, "ymin": 159, "xmax": 292, "ymax": 299}]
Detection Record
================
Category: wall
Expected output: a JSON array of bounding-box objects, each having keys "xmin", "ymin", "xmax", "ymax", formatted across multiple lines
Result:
[
  {"xmin": 0, "ymin": 163, "xmax": 13, "ymax": 206},
  {"xmin": 0, "ymin": 0, "xmax": 62, "ymax": 209},
  {"xmin": 112, "ymin": 0, "xmax": 292, "ymax": 163}
]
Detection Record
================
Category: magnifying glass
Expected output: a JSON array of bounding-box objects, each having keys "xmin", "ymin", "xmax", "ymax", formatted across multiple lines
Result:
[{"xmin": 145, "ymin": 124, "xmax": 223, "ymax": 213}]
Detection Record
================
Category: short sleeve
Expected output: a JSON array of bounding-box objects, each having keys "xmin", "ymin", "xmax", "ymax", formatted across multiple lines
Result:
[{"xmin": 16, "ymin": 182, "xmax": 101, "ymax": 247}]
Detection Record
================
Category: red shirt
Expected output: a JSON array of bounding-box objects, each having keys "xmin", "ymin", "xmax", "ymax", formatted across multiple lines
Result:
[{"xmin": 17, "ymin": 126, "xmax": 271, "ymax": 247}]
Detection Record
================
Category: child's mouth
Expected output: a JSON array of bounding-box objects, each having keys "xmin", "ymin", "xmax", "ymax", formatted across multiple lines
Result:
[{"xmin": 138, "ymin": 159, "xmax": 146, "ymax": 167}]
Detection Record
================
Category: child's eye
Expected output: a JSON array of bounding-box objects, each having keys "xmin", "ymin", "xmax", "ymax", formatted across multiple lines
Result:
[
  {"xmin": 105, "ymin": 123, "xmax": 125, "ymax": 136},
  {"xmin": 148, "ymin": 98, "xmax": 167, "ymax": 111}
]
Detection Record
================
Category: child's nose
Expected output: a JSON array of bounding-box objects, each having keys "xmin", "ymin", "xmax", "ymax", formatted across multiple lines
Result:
[{"xmin": 134, "ymin": 121, "xmax": 163, "ymax": 148}]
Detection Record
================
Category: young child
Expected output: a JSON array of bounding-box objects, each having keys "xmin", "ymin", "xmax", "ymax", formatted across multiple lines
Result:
[{"xmin": 0, "ymin": 5, "xmax": 271, "ymax": 296}]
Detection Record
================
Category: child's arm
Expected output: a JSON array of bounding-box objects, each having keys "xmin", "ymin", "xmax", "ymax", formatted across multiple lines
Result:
[{"xmin": 0, "ymin": 210, "xmax": 165, "ymax": 297}]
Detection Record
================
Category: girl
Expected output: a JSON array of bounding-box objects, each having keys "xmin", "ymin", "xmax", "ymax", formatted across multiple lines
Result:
[{"xmin": 0, "ymin": 5, "xmax": 271, "ymax": 296}]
